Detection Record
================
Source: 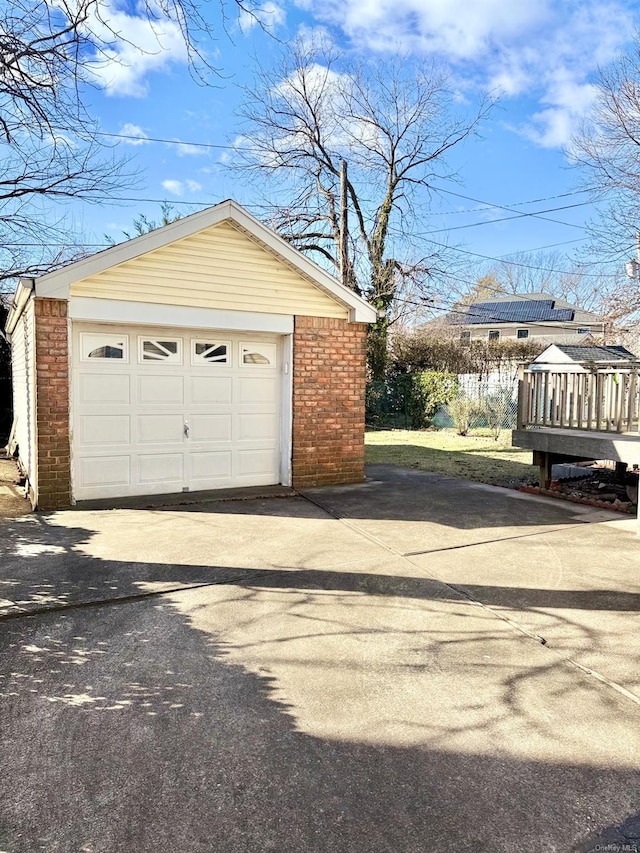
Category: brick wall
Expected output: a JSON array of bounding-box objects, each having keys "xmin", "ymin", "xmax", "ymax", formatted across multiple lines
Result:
[
  {"xmin": 34, "ymin": 298, "xmax": 71, "ymax": 510},
  {"xmin": 292, "ymin": 315, "xmax": 368, "ymax": 488}
]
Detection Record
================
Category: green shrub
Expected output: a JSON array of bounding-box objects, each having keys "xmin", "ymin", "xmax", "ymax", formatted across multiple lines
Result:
[
  {"xmin": 417, "ymin": 371, "xmax": 459, "ymax": 420},
  {"xmin": 366, "ymin": 371, "xmax": 459, "ymax": 430},
  {"xmin": 447, "ymin": 396, "xmax": 485, "ymax": 436},
  {"xmin": 482, "ymin": 393, "xmax": 511, "ymax": 440}
]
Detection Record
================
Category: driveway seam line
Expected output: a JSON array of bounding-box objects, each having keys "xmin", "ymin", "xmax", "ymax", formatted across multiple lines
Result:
[
  {"xmin": 0, "ymin": 572, "xmax": 279, "ymax": 623},
  {"xmin": 300, "ymin": 490, "xmax": 640, "ymax": 711},
  {"xmin": 401, "ymin": 525, "xmax": 584, "ymax": 556}
]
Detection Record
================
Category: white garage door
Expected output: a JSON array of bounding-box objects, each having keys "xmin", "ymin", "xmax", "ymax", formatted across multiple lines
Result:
[{"xmin": 72, "ymin": 324, "xmax": 284, "ymax": 501}]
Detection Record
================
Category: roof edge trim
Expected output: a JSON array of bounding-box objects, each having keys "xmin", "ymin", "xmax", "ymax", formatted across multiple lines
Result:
[
  {"xmin": 5, "ymin": 279, "xmax": 35, "ymax": 337},
  {"xmin": 32, "ymin": 200, "xmax": 377, "ymax": 324}
]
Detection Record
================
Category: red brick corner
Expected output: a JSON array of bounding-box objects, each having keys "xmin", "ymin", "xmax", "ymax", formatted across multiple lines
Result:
[
  {"xmin": 291, "ymin": 316, "xmax": 368, "ymax": 488},
  {"xmin": 34, "ymin": 298, "xmax": 71, "ymax": 510}
]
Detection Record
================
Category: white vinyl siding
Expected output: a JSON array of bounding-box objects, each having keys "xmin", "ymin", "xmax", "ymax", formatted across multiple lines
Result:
[
  {"xmin": 9, "ymin": 300, "xmax": 37, "ymax": 500},
  {"xmin": 71, "ymin": 221, "xmax": 349, "ymax": 320},
  {"xmin": 461, "ymin": 322, "xmax": 604, "ymax": 342}
]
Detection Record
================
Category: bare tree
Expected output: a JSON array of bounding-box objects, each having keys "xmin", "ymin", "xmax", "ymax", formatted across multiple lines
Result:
[
  {"xmin": 0, "ymin": 0, "xmax": 256, "ymax": 287},
  {"xmin": 235, "ymin": 43, "xmax": 491, "ymax": 378},
  {"xmin": 572, "ymin": 33, "xmax": 640, "ymax": 266},
  {"xmin": 432, "ymin": 251, "xmax": 617, "ymax": 325},
  {"xmin": 490, "ymin": 251, "xmax": 612, "ymax": 315}
]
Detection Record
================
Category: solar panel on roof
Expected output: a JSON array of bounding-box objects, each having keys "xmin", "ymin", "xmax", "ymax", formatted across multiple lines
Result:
[{"xmin": 450, "ymin": 299, "xmax": 576, "ymax": 325}]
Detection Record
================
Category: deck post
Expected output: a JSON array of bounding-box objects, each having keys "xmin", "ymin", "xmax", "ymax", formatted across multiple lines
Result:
[
  {"xmin": 517, "ymin": 365, "xmax": 527, "ymax": 430},
  {"xmin": 533, "ymin": 450, "xmax": 553, "ymax": 489}
]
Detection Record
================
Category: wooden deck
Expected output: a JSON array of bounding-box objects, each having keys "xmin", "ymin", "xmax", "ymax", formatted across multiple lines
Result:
[
  {"xmin": 512, "ymin": 427, "xmax": 640, "ymax": 466},
  {"xmin": 518, "ymin": 368, "xmax": 640, "ymax": 434}
]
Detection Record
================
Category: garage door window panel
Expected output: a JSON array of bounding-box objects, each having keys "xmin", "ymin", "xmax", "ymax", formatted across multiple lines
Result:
[
  {"xmin": 192, "ymin": 341, "xmax": 231, "ymax": 366},
  {"xmin": 241, "ymin": 342, "xmax": 276, "ymax": 367},
  {"xmin": 81, "ymin": 333, "xmax": 128, "ymax": 362},
  {"xmin": 139, "ymin": 338, "xmax": 182, "ymax": 363}
]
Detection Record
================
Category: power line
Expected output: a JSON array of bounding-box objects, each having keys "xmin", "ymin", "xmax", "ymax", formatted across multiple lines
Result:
[
  {"xmin": 98, "ymin": 129, "xmax": 596, "ymax": 230},
  {"xmin": 423, "ymin": 196, "xmax": 592, "ymax": 218},
  {"xmin": 425, "ymin": 193, "xmax": 591, "ymax": 233},
  {"xmin": 97, "ymin": 131, "xmax": 228, "ymax": 150},
  {"xmin": 421, "ymin": 238, "xmax": 628, "ymax": 278},
  {"xmin": 432, "ymin": 185, "xmax": 593, "ymax": 211},
  {"xmin": 495, "ymin": 238, "xmax": 586, "ymax": 255}
]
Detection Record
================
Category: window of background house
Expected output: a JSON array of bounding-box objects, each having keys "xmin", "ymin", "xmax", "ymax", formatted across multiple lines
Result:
[
  {"xmin": 460, "ymin": 331, "xmax": 471, "ymax": 344},
  {"xmin": 517, "ymin": 329, "xmax": 529, "ymax": 339},
  {"xmin": 488, "ymin": 330, "xmax": 500, "ymax": 341}
]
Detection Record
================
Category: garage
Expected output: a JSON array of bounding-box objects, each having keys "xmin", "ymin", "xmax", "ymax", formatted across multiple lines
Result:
[
  {"xmin": 73, "ymin": 324, "xmax": 284, "ymax": 501},
  {"xmin": 5, "ymin": 200, "xmax": 376, "ymax": 509}
]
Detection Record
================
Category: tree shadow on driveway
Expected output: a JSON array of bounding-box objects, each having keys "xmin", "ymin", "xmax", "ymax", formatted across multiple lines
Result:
[
  {"xmin": 1, "ymin": 506, "xmax": 640, "ymax": 851},
  {"xmin": 2, "ymin": 585, "xmax": 640, "ymax": 853},
  {"xmin": 1, "ymin": 509, "xmax": 639, "ymax": 617}
]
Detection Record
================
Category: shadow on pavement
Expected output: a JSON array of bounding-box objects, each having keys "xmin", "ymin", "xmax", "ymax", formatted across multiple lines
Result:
[
  {"xmin": 1, "ymin": 512, "xmax": 639, "ymax": 617},
  {"xmin": 1, "ymin": 476, "xmax": 640, "ymax": 852},
  {"xmin": 1, "ymin": 589, "xmax": 639, "ymax": 853}
]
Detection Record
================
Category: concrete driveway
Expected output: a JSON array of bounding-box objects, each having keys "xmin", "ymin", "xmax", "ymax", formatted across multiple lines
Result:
[{"xmin": 1, "ymin": 465, "xmax": 639, "ymax": 853}]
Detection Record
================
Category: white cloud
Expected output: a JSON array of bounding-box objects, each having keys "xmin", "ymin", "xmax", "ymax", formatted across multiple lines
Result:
[
  {"xmin": 304, "ymin": 0, "xmax": 550, "ymax": 59},
  {"xmin": 172, "ymin": 140, "xmax": 208, "ymax": 157},
  {"xmin": 84, "ymin": 0, "xmax": 189, "ymax": 97},
  {"xmin": 118, "ymin": 123, "xmax": 149, "ymax": 145},
  {"xmin": 218, "ymin": 135, "xmax": 249, "ymax": 165},
  {"xmin": 297, "ymin": 0, "xmax": 634, "ymax": 149},
  {"xmin": 161, "ymin": 179, "xmax": 202, "ymax": 196},
  {"xmin": 162, "ymin": 180, "xmax": 185, "ymax": 196},
  {"xmin": 520, "ymin": 77, "xmax": 599, "ymax": 149},
  {"xmin": 239, "ymin": 1, "xmax": 286, "ymax": 34},
  {"xmin": 295, "ymin": 24, "xmax": 336, "ymax": 53}
]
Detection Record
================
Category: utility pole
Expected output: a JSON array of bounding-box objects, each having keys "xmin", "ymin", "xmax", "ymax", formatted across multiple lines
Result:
[
  {"xmin": 339, "ymin": 159, "xmax": 349, "ymax": 289},
  {"xmin": 624, "ymin": 232, "xmax": 640, "ymax": 279}
]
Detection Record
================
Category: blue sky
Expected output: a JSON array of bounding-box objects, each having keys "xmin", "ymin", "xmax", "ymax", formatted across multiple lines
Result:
[{"xmin": 67, "ymin": 0, "xmax": 640, "ymax": 278}]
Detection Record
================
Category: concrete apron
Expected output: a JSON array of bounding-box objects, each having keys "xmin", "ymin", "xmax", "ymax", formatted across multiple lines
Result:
[{"xmin": 1, "ymin": 464, "xmax": 639, "ymax": 852}]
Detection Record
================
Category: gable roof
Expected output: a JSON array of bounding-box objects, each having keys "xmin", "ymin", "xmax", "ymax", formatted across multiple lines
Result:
[
  {"xmin": 446, "ymin": 292, "xmax": 600, "ymax": 327},
  {"xmin": 20, "ymin": 200, "xmax": 377, "ymax": 324},
  {"xmin": 534, "ymin": 344, "xmax": 638, "ymax": 364}
]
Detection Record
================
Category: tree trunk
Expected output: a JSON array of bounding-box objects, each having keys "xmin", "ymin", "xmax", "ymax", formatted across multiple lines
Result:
[{"xmin": 368, "ymin": 317, "xmax": 389, "ymax": 381}]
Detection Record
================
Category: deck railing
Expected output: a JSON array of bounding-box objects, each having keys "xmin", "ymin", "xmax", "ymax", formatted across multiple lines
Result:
[{"xmin": 517, "ymin": 367, "xmax": 640, "ymax": 433}]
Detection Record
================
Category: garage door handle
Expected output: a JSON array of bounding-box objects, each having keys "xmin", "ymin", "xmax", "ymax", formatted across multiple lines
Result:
[{"xmin": 184, "ymin": 422, "xmax": 189, "ymax": 438}]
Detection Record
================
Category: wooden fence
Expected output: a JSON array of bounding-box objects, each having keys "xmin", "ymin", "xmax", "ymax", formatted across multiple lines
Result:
[{"xmin": 517, "ymin": 368, "xmax": 640, "ymax": 434}]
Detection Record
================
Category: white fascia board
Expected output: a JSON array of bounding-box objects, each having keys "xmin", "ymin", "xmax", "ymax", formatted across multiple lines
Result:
[
  {"xmin": 34, "ymin": 199, "xmax": 377, "ymax": 324},
  {"xmin": 68, "ymin": 297, "xmax": 294, "ymax": 334},
  {"xmin": 5, "ymin": 279, "xmax": 35, "ymax": 338}
]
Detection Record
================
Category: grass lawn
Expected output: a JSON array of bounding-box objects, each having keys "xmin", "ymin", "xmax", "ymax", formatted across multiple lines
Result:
[{"xmin": 365, "ymin": 428, "xmax": 538, "ymax": 488}]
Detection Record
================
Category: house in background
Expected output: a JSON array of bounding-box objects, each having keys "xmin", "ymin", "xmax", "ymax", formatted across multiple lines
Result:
[
  {"xmin": 5, "ymin": 200, "xmax": 376, "ymax": 510},
  {"xmin": 528, "ymin": 343, "xmax": 638, "ymax": 372},
  {"xmin": 445, "ymin": 293, "xmax": 605, "ymax": 343}
]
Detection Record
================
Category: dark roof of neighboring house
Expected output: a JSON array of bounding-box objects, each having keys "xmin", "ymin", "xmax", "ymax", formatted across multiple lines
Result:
[
  {"xmin": 449, "ymin": 298, "xmax": 576, "ymax": 325},
  {"xmin": 547, "ymin": 344, "xmax": 638, "ymax": 362}
]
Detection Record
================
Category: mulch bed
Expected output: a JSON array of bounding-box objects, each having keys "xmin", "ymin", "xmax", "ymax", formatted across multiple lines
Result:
[{"xmin": 518, "ymin": 468, "xmax": 638, "ymax": 515}]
